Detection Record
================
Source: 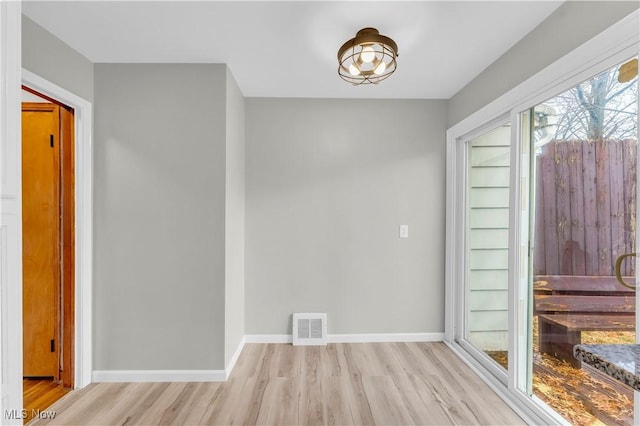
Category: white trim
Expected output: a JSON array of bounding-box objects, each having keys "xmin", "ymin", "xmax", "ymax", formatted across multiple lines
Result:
[
  {"xmin": 94, "ymin": 336, "xmax": 247, "ymax": 383},
  {"xmin": 0, "ymin": 217, "xmax": 21, "ymax": 424},
  {"xmin": 509, "ymin": 109, "xmax": 524, "ymax": 393},
  {"xmin": 449, "ymin": 115, "xmax": 511, "ymax": 377},
  {"xmin": 444, "ymin": 128, "xmax": 460, "ymax": 344},
  {"xmin": 244, "ymin": 334, "xmax": 292, "ymax": 344},
  {"xmin": 507, "ymin": 109, "xmax": 524, "ymax": 392},
  {"xmin": 92, "ymin": 333, "xmax": 446, "ymax": 384},
  {"xmin": 224, "ymin": 336, "xmax": 245, "ymax": 379},
  {"xmin": 328, "ymin": 333, "xmax": 443, "ymax": 343},
  {"xmin": 0, "ymin": 4, "xmax": 21, "ymax": 200},
  {"xmin": 93, "ymin": 333, "xmax": 446, "ymax": 383},
  {"xmin": 21, "ymin": 69, "xmax": 94, "ymax": 389},
  {"xmin": 636, "ymin": 72, "xmax": 640, "ymax": 424},
  {"xmin": 92, "ymin": 370, "xmax": 226, "ymax": 383},
  {"xmin": 244, "ymin": 333, "xmax": 444, "ymax": 344},
  {"xmin": 0, "ymin": 2, "xmax": 23, "ymax": 423}
]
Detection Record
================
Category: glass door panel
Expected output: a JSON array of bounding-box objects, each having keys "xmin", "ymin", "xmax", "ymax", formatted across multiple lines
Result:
[
  {"xmin": 465, "ymin": 123, "xmax": 511, "ymax": 372},
  {"xmin": 527, "ymin": 60, "xmax": 638, "ymax": 425}
]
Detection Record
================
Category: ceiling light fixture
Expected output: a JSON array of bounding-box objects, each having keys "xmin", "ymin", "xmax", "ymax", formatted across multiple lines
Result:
[{"xmin": 337, "ymin": 27, "xmax": 398, "ymax": 85}]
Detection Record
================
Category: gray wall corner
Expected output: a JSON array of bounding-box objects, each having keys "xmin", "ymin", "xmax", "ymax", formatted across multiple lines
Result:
[
  {"xmin": 22, "ymin": 14, "xmax": 94, "ymax": 101},
  {"xmin": 224, "ymin": 66, "xmax": 247, "ymax": 366}
]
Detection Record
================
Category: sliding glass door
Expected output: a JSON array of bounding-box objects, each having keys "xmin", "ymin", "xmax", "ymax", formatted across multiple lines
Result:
[
  {"xmin": 449, "ymin": 55, "xmax": 638, "ymax": 424},
  {"xmin": 523, "ymin": 61, "xmax": 638, "ymax": 425},
  {"xmin": 462, "ymin": 123, "xmax": 511, "ymax": 375}
]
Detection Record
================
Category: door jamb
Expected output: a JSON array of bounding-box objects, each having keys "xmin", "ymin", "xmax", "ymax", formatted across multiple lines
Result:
[{"xmin": 22, "ymin": 69, "xmax": 93, "ymax": 390}]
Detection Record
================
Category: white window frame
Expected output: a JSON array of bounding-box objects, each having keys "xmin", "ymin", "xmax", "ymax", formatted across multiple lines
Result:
[{"xmin": 445, "ymin": 10, "xmax": 639, "ymax": 424}]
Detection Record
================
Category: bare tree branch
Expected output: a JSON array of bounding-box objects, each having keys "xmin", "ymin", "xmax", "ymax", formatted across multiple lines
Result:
[{"xmin": 541, "ymin": 67, "xmax": 637, "ymax": 141}]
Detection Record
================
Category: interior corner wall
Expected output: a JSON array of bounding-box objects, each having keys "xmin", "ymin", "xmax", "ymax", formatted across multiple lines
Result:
[
  {"xmin": 224, "ymin": 67, "xmax": 245, "ymax": 366},
  {"xmin": 448, "ymin": 1, "xmax": 640, "ymax": 127},
  {"xmin": 94, "ymin": 63, "xmax": 227, "ymax": 370},
  {"xmin": 244, "ymin": 98, "xmax": 448, "ymax": 335},
  {"xmin": 21, "ymin": 15, "xmax": 94, "ymax": 101}
]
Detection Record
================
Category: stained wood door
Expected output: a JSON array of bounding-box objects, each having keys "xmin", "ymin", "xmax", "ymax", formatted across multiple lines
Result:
[{"xmin": 22, "ymin": 103, "xmax": 60, "ymax": 378}]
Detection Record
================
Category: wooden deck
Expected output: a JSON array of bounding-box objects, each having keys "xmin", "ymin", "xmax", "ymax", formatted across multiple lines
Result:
[
  {"xmin": 533, "ymin": 351, "xmax": 633, "ymax": 425},
  {"xmin": 485, "ymin": 349, "xmax": 634, "ymax": 425}
]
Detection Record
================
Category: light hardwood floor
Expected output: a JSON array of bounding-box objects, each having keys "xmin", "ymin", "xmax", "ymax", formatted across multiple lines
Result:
[
  {"xmin": 29, "ymin": 342, "xmax": 524, "ymax": 425},
  {"xmin": 23, "ymin": 378, "xmax": 70, "ymax": 424}
]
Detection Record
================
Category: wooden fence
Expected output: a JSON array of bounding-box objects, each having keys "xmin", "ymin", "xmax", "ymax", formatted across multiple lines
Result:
[{"xmin": 533, "ymin": 139, "xmax": 637, "ymax": 276}]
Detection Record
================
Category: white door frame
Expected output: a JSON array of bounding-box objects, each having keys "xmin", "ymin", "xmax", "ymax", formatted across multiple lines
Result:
[
  {"xmin": 1, "ymin": 2, "xmax": 24, "ymax": 423},
  {"xmin": 0, "ymin": 2, "xmax": 92, "ymax": 421},
  {"xmin": 22, "ymin": 69, "xmax": 94, "ymax": 391}
]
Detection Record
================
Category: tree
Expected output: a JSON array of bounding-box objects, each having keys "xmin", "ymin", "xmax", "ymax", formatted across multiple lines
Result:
[{"xmin": 538, "ymin": 66, "xmax": 638, "ymax": 141}]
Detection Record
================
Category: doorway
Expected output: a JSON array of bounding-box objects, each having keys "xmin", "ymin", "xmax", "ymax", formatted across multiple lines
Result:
[{"xmin": 21, "ymin": 87, "xmax": 75, "ymax": 420}]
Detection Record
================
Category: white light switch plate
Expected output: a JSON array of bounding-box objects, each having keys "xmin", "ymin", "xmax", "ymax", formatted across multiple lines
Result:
[{"xmin": 399, "ymin": 225, "xmax": 409, "ymax": 238}]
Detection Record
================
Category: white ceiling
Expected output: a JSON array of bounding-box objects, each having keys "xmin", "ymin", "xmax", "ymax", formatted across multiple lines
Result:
[{"xmin": 22, "ymin": 1, "xmax": 563, "ymax": 99}]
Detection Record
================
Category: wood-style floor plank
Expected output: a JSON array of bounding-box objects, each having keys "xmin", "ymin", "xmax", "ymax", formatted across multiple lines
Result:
[
  {"xmin": 321, "ymin": 377, "xmax": 352, "ymax": 425},
  {"xmin": 30, "ymin": 342, "xmax": 524, "ymax": 425},
  {"xmin": 23, "ymin": 378, "xmax": 70, "ymax": 424}
]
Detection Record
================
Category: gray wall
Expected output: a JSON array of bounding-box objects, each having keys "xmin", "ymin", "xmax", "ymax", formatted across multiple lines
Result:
[
  {"xmin": 25, "ymin": 0, "xmax": 636, "ymax": 368},
  {"xmin": 448, "ymin": 1, "xmax": 639, "ymax": 126},
  {"xmin": 224, "ymin": 68, "xmax": 245, "ymax": 365},
  {"xmin": 22, "ymin": 15, "xmax": 94, "ymax": 101},
  {"xmin": 245, "ymin": 98, "xmax": 448, "ymax": 335},
  {"xmin": 94, "ymin": 64, "xmax": 228, "ymax": 370}
]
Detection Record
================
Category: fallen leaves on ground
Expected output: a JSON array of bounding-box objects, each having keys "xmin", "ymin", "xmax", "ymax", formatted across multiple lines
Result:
[{"xmin": 485, "ymin": 317, "xmax": 635, "ymax": 425}]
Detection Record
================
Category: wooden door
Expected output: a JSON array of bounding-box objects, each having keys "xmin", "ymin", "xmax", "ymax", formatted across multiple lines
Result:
[{"xmin": 22, "ymin": 103, "xmax": 60, "ymax": 378}]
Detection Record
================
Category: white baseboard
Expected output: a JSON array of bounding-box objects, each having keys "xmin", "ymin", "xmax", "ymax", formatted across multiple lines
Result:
[
  {"xmin": 92, "ymin": 333, "xmax": 444, "ymax": 383},
  {"xmin": 329, "ymin": 332, "xmax": 444, "ymax": 343},
  {"xmin": 245, "ymin": 332, "xmax": 444, "ymax": 344},
  {"xmin": 224, "ymin": 336, "xmax": 246, "ymax": 379},
  {"xmin": 92, "ymin": 369, "xmax": 226, "ymax": 382},
  {"xmin": 244, "ymin": 334, "xmax": 292, "ymax": 343}
]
